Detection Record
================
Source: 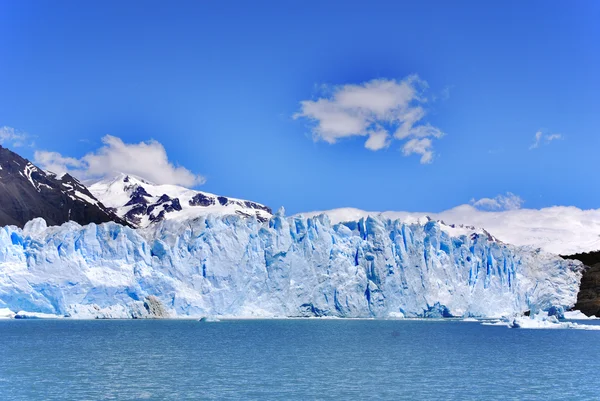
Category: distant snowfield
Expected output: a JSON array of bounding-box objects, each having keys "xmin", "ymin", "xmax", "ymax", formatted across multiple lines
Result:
[{"xmin": 299, "ymin": 205, "xmax": 600, "ymax": 255}]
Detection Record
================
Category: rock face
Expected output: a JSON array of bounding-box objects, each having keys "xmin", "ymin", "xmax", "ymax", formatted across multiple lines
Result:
[
  {"xmin": 0, "ymin": 212, "xmax": 583, "ymax": 319},
  {"xmin": 0, "ymin": 146, "xmax": 128, "ymax": 228},
  {"xmin": 143, "ymin": 295, "xmax": 169, "ymax": 318},
  {"xmin": 563, "ymin": 251, "xmax": 600, "ymax": 316}
]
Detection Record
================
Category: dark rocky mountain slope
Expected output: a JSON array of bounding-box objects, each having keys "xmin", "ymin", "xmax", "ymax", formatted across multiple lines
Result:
[
  {"xmin": 562, "ymin": 250, "xmax": 600, "ymax": 317},
  {"xmin": 0, "ymin": 145, "xmax": 129, "ymax": 227}
]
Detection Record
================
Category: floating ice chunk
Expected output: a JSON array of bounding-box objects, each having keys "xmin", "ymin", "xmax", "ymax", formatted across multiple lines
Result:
[
  {"xmin": 484, "ymin": 312, "xmax": 600, "ymax": 330},
  {"xmin": 511, "ymin": 318, "xmax": 600, "ymax": 330},
  {"xmin": 509, "ymin": 313, "xmax": 560, "ymax": 329},
  {"xmin": 462, "ymin": 317, "xmax": 479, "ymax": 322}
]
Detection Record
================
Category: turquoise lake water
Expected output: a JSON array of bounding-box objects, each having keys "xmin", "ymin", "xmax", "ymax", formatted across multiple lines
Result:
[{"xmin": 0, "ymin": 319, "xmax": 599, "ymax": 400}]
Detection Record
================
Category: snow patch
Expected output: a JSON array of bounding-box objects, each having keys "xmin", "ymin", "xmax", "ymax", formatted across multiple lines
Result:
[
  {"xmin": 73, "ymin": 190, "xmax": 98, "ymax": 205},
  {"xmin": 564, "ymin": 310, "xmax": 599, "ymax": 320}
]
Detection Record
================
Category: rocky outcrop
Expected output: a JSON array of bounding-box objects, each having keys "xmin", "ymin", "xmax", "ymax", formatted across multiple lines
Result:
[
  {"xmin": 562, "ymin": 251, "xmax": 600, "ymax": 316},
  {"xmin": 143, "ymin": 295, "xmax": 170, "ymax": 318},
  {"xmin": 0, "ymin": 146, "xmax": 129, "ymax": 228}
]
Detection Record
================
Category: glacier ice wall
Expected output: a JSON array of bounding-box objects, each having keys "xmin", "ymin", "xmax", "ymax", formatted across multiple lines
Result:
[{"xmin": 0, "ymin": 212, "xmax": 583, "ymax": 318}]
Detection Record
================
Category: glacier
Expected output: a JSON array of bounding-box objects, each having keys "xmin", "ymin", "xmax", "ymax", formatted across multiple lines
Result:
[{"xmin": 0, "ymin": 210, "xmax": 583, "ymax": 319}]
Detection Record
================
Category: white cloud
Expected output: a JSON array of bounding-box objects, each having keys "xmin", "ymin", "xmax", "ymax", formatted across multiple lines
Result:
[
  {"xmin": 364, "ymin": 129, "xmax": 390, "ymax": 151},
  {"xmin": 393, "ymin": 106, "xmax": 426, "ymax": 139},
  {"xmin": 294, "ymin": 75, "xmax": 445, "ymax": 163},
  {"xmin": 33, "ymin": 151, "xmax": 85, "ymax": 175},
  {"xmin": 0, "ymin": 126, "xmax": 31, "ymax": 148},
  {"xmin": 34, "ymin": 135, "xmax": 205, "ymax": 187},
  {"xmin": 530, "ymin": 130, "xmax": 563, "ymax": 149},
  {"xmin": 402, "ymin": 138, "xmax": 434, "ymax": 164},
  {"xmin": 470, "ymin": 192, "xmax": 524, "ymax": 211}
]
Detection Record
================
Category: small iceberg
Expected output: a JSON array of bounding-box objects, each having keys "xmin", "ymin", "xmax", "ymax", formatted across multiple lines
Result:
[
  {"xmin": 508, "ymin": 314, "xmax": 562, "ymax": 329},
  {"xmin": 487, "ymin": 312, "xmax": 600, "ymax": 330}
]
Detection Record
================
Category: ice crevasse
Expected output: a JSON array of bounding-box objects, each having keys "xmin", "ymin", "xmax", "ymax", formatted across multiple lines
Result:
[{"xmin": 0, "ymin": 210, "xmax": 583, "ymax": 319}]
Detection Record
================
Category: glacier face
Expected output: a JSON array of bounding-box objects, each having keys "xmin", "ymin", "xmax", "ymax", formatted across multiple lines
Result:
[{"xmin": 0, "ymin": 212, "xmax": 583, "ymax": 319}]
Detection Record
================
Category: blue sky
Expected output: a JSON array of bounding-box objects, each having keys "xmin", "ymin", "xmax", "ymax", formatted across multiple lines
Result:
[{"xmin": 0, "ymin": 1, "xmax": 598, "ymax": 214}]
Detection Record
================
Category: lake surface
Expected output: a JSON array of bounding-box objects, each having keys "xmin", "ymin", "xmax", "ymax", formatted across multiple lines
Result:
[{"xmin": 1, "ymin": 319, "xmax": 599, "ymax": 400}]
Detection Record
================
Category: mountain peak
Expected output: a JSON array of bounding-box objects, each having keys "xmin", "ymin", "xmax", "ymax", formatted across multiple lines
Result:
[{"xmin": 89, "ymin": 171, "xmax": 272, "ymax": 228}]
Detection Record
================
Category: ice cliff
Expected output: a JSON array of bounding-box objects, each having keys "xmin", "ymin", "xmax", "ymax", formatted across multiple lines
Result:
[{"xmin": 0, "ymin": 211, "xmax": 583, "ymax": 319}]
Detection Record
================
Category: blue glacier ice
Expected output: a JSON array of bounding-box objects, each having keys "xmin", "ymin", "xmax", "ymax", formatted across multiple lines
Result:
[{"xmin": 0, "ymin": 210, "xmax": 583, "ymax": 319}]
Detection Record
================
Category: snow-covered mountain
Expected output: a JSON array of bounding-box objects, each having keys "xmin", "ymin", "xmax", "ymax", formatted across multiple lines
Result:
[
  {"xmin": 0, "ymin": 145, "xmax": 128, "ymax": 227},
  {"xmin": 301, "ymin": 207, "xmax": 600, "ymax": 255},
  {"xmin": 0, "ymin": 212, "xmax": 582, "ymax": 319},
  {"xmin": 89, "ymin": 173, "xmax": 272, "ymax": 228}
]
